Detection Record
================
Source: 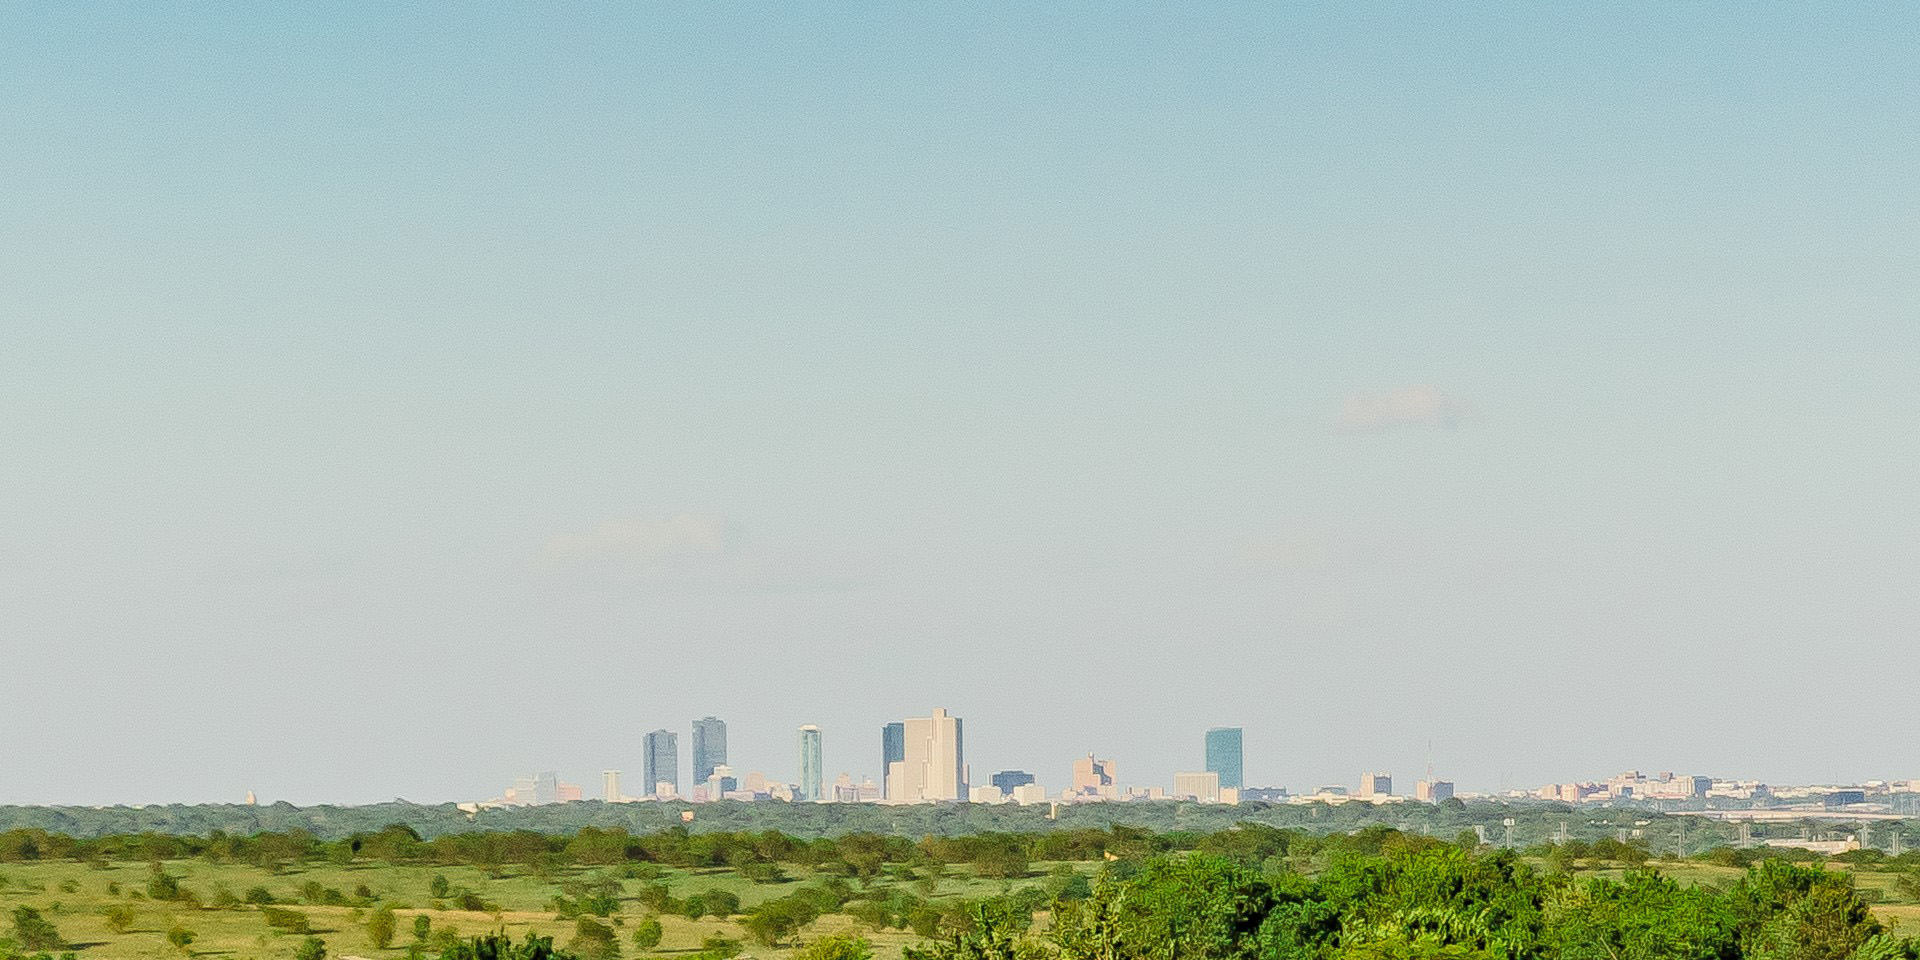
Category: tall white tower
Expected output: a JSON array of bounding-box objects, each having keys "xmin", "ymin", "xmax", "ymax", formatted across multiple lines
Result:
[{"xmin": 798, "ymin": 725, "xmax": 824, "ymax": 802}]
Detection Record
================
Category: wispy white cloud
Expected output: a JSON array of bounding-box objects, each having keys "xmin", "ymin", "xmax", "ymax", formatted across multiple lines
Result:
[{"xmin": 1337, "ymin": 385, "xmax": 1474, "ymax": 432}]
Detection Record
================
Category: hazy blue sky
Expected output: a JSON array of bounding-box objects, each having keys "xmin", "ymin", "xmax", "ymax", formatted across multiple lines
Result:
[{"xmin": 2, "ymin": 3, "xmax": 1915, "ymax": 805}]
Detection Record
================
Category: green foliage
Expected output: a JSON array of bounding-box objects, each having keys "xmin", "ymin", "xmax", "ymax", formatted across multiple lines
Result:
[
  {"xmin": 634, "ymin": 883, "xmax": 679, "ymax": 915},
  {"xmin": 742, "ymin": 892, "xmax": 823, "ymax": 946},
  {"xmin": 431, "ymin": 874, "xmax": 452, "ymax": 899},
  {"xmin": 146, "ymin": 862, "xmax": 181, "ymax": 901},
  {"xmin": 101, "ymin": 904, "xmax": 136, "ymax": 935},
  {"xmin": 903, "ymin": 902, "xmax": 1038, "ymax": 960},
  {"xmin": 367, "ymin": 906, "xmax": 399, "ymax": 949},
  {"xmin": 294, "ymin": 935, "xmax": 328, "ymax": 960},
  {"xmin": 414, "ymin": 913, "xmax": 433, "ymax": 942},
  {"xmin": 1033, "ymin": 843, "xmax": 1915, "ymax": 960},
  {"xmin": 684, "ymin": 888, "xmax": 740, "ymax": 920},
  {"xmin": 165, "ymin": 924, "xmax": 196, "ymax": 955},
  {"xmin": 1736, "ymin": 860, "xmax": 1882, "ymax": 960},
  {"xmin": 433, "ymin": 931, "xmax": 580, "ymax": 960},
  {"xmin": 696, "ymin": 934, "xmax": 742, "ymax": 960},
  {"xmin": 1545, "ymin": 870, "xmax": 1734, "ymax": 960},
  {"xmin": 629, "ymin": 916, "xmax": 663, "ymax": 951},
  {"xmin": 553, "ymin": 872, "xmax": 624, "ymax": 919},
  {"xmin": 567, "ymin": 917, "xmax": 620, "ymax": 960},
  {"xmin": 794, "ymin": 932, "xmax": 875, "ymax": 960},
  {"xmin": 262, "ymin": 906, "xmax": 313, "ymax": 934},
  {"xmin": 10, "ymin": 906, "xmax": 63, "ymax": 951},
  {"xmin": 1851, "ymin": 934, "xmax": 1920, "ymax": 960}
]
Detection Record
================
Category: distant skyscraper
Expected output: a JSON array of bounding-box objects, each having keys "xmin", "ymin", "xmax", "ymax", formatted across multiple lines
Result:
[
  {"xmin": 888, "ymin": 708, "xmax": 964, "ymax": 801},
  {"xmin": 1071, "ymin": 755, "xmax": 1118, "ymax": 797},
  {"xmin": 990, "ymin": 770, "xmax": 1036, "ymax": 796},
  {"xmin": 1415, "ymin": 779, "xmax": 1454, "ymax": 803},
  {"xmin": 602, "ymin": 770, "xmax": 621, "ymax": 802},
  {"xmin": 644, "ymin": 730, "xmax": 679, "ymax": 797},
  {"xmin": 1205, "ymin": 727, "xmax": 1244, "ymax": 790},
  {"xmin": 799, "ymin": 725, "xmax": 824, "ymax": 802},
  {"xmin": 881, "ymin": 722, "xmax": 905, "ymax": 799},
  {"xmin": 692, "ymin": 716, "xmax": 728, "ymax": 783},
  {"xmin": 1360, "ymin": 772, "xmax": 1393, "ymax": 798},
  {"xmin": 510, "ymin": 771, "xmax": 560, "ymax": 805}
]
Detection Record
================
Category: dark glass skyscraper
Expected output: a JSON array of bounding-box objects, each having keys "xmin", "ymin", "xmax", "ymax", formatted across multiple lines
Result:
[
  {"xmin": 691, "ymin": 716, "xmax": 727, "ymax": 783},
  {"xmin": 881, "ymin": 721, "xmax": 905, "ymax": 797},
  {"xmin": 1205, "ymin": 726, "xmax": 1244, "ymax": 790},
  {"xmin": 644, "ymin": 729, "xmax": 679, "ymax": 797},
  {"xmin": 990, "ymin": 770, "xmax": 1035, "ymax": 795}
]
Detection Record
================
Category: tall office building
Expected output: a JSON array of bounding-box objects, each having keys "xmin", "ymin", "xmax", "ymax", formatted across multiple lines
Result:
[
  {"xmin": 1204, "ymin": 727, "xmax": 1244, "ymax": 790},
  {"xmin": 644, "ymin": 729, "xmax": 679, "ymax": 797},
  {"xmin": 602, "ymin": 770, "xmax": 621, "ymax": 803},
  {"xmin": 887, "ymin": 708, "xmax": 965, "ymax": 801},
  {"xmin": 881, "ymin": 722, "xmax": 905, "ymax": 799},
  {"xmin": 798, "ymin": 725, "xmax": 824, "ymax": 802},
  {"xmin": 1071, "ymin": 755, "xmax": 1118, "ymax": 797},
  {"xmin": 691, "ymin": 716, "xmax": 728, "ymax": 783},
  {"xmin": 1360, "ymin": 772, "xmax": 1393, "ymax": 798},
  {"xmin": 510, "ymin": 771, "xmax": 560, "ymax": 805}
]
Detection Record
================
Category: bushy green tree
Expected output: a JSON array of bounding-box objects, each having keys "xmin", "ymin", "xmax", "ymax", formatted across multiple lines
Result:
[
  {"xmin": 629, "ymin": 916, "xmax": 663, "ymax": 951},
  {"xmin": 263, "ymin": 907, "xmax": 313, "ymax": 934},
  {"xmin": 794, "ymin": 932, "xmax": 875, "ymax": 960},
  {"xmin": 1545, "ymin": 871, "xmax": 1735, "ymax": 960},
  {"xmin": 742, "ymin": 894, "xmax": 822, "ymax": 946},
  {"xmin": 101, "ymin": 904, "xmax": 136, "ymax": 935},
  {"xmin": 904, "ymin": 902, "xmax": 1036, "ymax": 960},
  {"xmin": 367, "ymin": 906, "xmax": 398, "ymax": 949},
  {"xmin": 568, "ymin": 917, "xmax": 620, "ymax": 960},
  {"xmin": 147, "ymin": 862, "xmax": 182, "ymax": 901},
  {"xmin": 11, "ymin": 905, "xmax": 64, "ymax": 951}
]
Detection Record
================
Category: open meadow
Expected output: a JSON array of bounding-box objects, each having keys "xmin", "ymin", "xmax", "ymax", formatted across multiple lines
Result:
[
  {"xmin": 7, "ymin": 826, "xmax": 1920, "ymax": 959},
  {"xmin": 0, "ymin": 855, "xmax": 1089, "ymax": 959}
]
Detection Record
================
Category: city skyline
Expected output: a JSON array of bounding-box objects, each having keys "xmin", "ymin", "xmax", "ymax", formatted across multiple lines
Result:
[{"xmin": 4, "ymin": 3, "xmax": 1915, "ymax": 808}]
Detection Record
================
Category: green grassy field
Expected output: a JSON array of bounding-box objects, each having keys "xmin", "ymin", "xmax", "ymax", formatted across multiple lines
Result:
[
  {"xmin": 5, "ymin": 855, "xmax": 1919, "ymax": 958},
  {"xmin": 0, "ymin": 858, "xmax": 1084, "ymax": 960}
]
